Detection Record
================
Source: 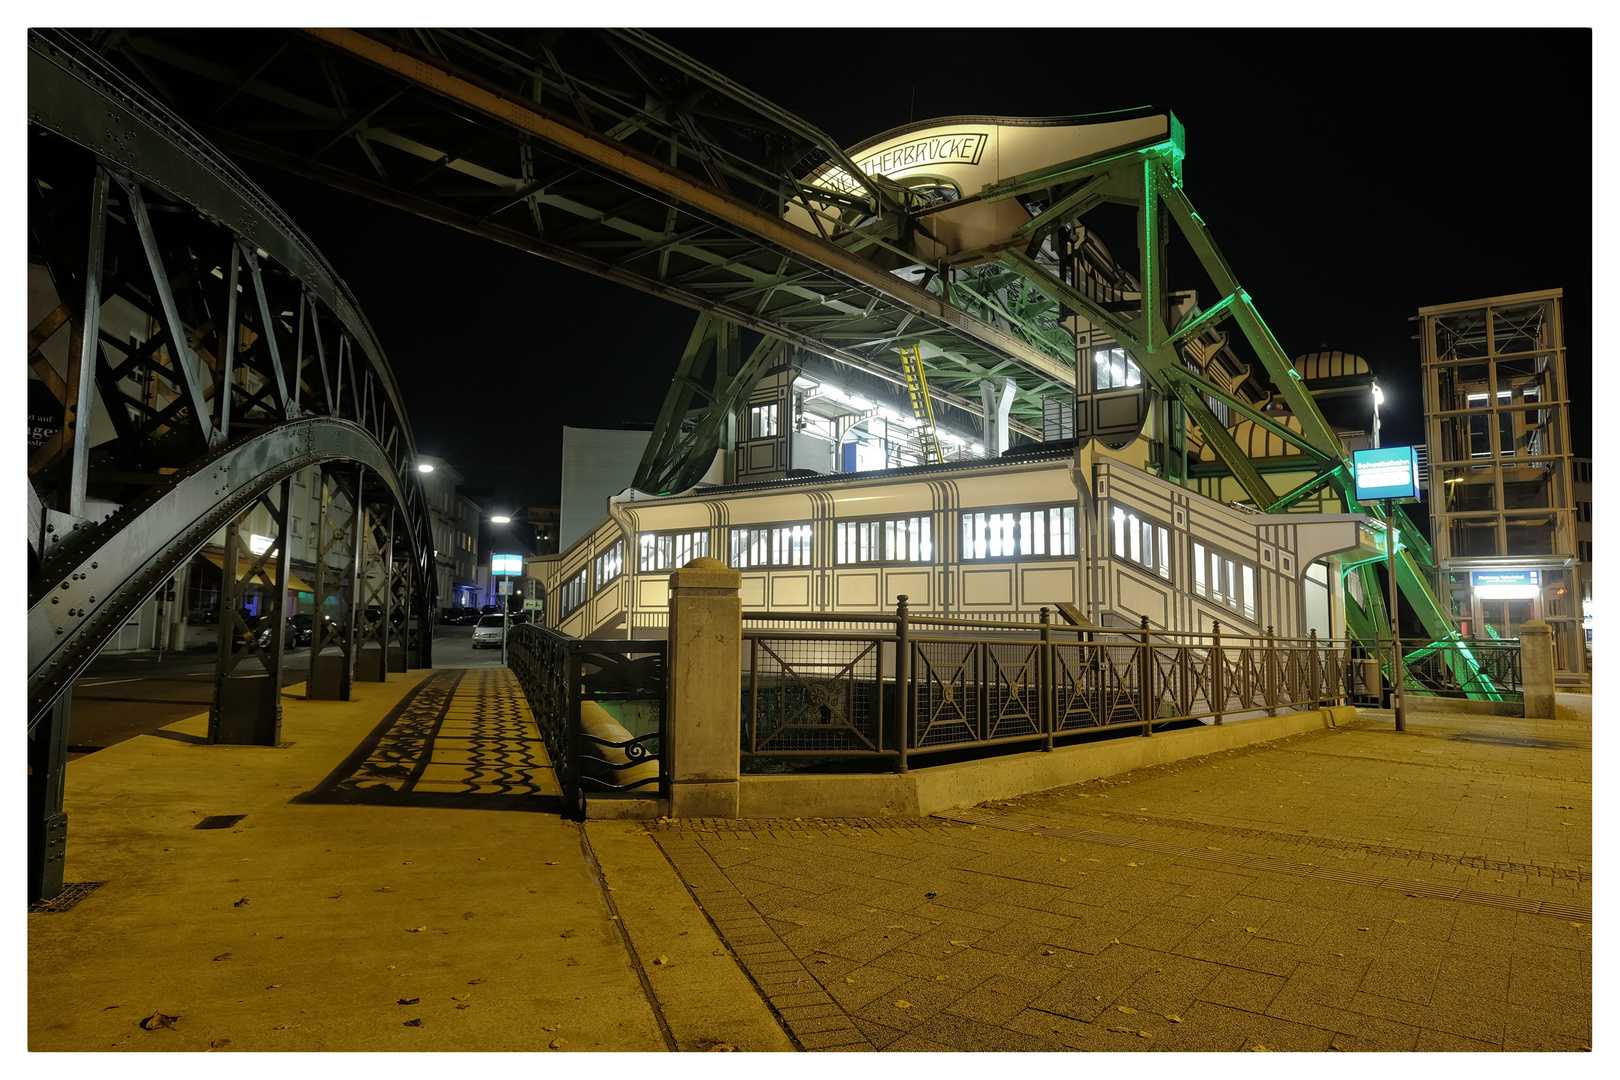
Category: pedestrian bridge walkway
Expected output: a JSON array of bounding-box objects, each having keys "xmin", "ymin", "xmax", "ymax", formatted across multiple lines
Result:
[{"xmin": 300, "ymin": 668, "xmax": 562, "ymax": 811}]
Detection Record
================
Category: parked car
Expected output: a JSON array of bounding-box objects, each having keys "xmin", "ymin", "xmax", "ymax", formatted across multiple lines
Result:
[{"xmin": 471, "ymin": 613, "xmax": 507, "ymax": 649}]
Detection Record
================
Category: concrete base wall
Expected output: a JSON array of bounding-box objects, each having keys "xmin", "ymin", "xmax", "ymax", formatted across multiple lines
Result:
[
  {"xmin": 738, "ymin": 706, "xmax": 1357, "ymax": 819},
  {"xmin": 1405, "ymin": 697, "xmax": 1523, "ymax": 717}
]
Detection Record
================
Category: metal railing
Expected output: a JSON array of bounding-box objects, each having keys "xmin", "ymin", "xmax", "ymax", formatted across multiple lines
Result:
[
  {"xmin": 507, "ymin": 623, "xmax": 668, "ymax": 818},
  {"xmin": 741, "ymin": 598, "xmax": 1350, "ymax": 772},
  {"xmin": 1351, "ymin": 636, "xmax": 1523, "ymax": 704}
]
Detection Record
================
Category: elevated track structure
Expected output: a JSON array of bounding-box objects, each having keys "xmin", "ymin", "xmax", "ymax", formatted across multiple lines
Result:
[
  {"xmin": 30, "ymin": 27, "xmax": 1489, "ymax": 895},
  {"xmin": 27, "ymin": 31, "xmax": 436, "ymax": 901}
]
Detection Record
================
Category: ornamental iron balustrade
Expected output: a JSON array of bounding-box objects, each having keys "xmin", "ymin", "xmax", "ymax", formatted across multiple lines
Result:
[
  {"xmin": 507, "ymin": 622, "xmax": 668, "ymax": 820},
  {"xmin": 744, "ymin": 602, "xmax": 1352, "ymax": 773}
]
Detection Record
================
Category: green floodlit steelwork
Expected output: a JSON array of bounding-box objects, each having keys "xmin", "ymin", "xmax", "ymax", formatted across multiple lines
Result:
[{"xmin": 78, "ymin": 27, "xmax": 1481, "ymax": 692}]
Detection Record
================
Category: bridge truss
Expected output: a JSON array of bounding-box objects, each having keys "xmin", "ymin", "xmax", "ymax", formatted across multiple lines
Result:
[{"xmin": 27, "ymin": 32, "xmax": 438, "ymax": 901}]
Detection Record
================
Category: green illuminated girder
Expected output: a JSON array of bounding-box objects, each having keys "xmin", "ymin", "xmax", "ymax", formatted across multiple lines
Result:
[{"xmin": 987, "ymin": 139, "xmax": 1477, "ymax": 692}]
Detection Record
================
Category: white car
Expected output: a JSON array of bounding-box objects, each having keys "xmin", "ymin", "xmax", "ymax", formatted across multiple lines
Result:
[{"xmin": 471, "ymin": 613, "xmax": 508, "ymax": 648}]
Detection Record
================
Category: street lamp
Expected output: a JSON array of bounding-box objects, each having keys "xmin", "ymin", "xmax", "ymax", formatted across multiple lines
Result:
[
  {"xmin": 417, "ymin": 462, "xmax": 434, "ymax": 474},
  {"xmin": 490, "ymin": 515, "xmax": 510, "ymax": 524}
]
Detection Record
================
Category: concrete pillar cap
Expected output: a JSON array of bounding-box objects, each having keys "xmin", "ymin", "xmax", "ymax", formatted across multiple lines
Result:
[
  {"xmin": 1518, "ymin": 619, "xmax": 1552, "ymax": 634},
  {"xmin": 669, "ymin": 556, "xmax": 741, "ymax": 590}
]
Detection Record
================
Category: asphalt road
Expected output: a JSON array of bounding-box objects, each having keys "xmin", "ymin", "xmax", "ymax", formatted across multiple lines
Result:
[{"xmin": 64, "ymin": 625, "xmax": 502, "ymax": 761}]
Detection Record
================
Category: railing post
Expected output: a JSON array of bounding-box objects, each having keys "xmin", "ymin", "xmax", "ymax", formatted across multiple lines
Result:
[
  {"xmin": 895, "ymin": 594, "xmax": 910, "ymax": 774},
  {"xmin": 1265, "ymin": 625, "xmax": 1278, "ymax": 716},
  {"xmin": 1211, "ymin": 620, "xmax": 1224, "ymax": 726},
  {"xmin": 1309, "ymin": 629, "xmax": 1321, "ymax": 706},
  {"xmin": 1040, "ymin": 606, "xmax": 1053, "ymax": 752},
  {"xmin": 1138, "ymin": 614, "xmax": 1153, "ymax": 736},
  {"xmin": 667, "ymin": 557, "xmax": 743, "ymax": 817}
]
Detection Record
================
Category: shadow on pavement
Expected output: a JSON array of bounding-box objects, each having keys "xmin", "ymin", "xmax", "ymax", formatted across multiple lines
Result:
[{"xmin": 294, "ymin": 668, "xmax": 562, "ymax": 813}]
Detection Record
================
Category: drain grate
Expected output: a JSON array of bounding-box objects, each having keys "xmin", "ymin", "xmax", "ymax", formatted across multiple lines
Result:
[
  {"xmin": 29, "ymin": 882, "xmax": 104, "ymax": 913},
  {"xmin": 195, "ymin": 814, "xmax": 246, "ymax": 830}
]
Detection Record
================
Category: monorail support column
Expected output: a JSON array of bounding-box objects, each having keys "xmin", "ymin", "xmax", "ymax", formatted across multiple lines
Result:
[
  {"xmin": 209, "ymin": 478, "xmax": 293, "ymax": 746},
  {"xmin": 28, "ymin": 696, "xmax": 72, "ymax": 903},
  {"xmin": 355, "ymin": 505, "xmax": 390, "ymax": 682},
  {"xmin": 309, "ymin": 466, "xmax": 359, "ymax": 700}
]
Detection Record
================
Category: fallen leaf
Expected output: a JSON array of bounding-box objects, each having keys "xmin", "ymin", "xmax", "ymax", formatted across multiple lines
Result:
[
  {"xmin": 894, "ymin": 1000, "xmax": 912, "ymax": 1008},
  {"xmin": 653, "ymin": 955, "xmax": 671, "ymax": 966},
  {"xmin": 406, "ymin": 927, "xmax": 427, "ymax": 933},
  {"xmin": 1116, "ymin": 1005, "xmax": 1138, "ymax": 1015},
  {"xmin": 708, "ymin": 1043, "xmax": 735, "ymax": 1051},
  {"xmin": 814, "ymin": 959, "xmax": 832, "ymax": 965},
  {"xmin": 844, "ymin": 977, "xmax": 855, "ymax": 983},
  {"xmin": 1357, "ymin": 927, "xmax": 1370, "ymax": 932},
  {"xmin": 212, "ymin": 952, "xmax": 233, "ymax": 962},
  {"xmin": 548, "ymin": 1037, "xmax": 564, "ymax": 1049},
  {"xmin": 1138, "ymin": 1031, "xmax": 1152, "ymax": 1038},
  {"xmin": 463, "ymin": 912, "xmax": 475, "ymax": 920},
  {"xmin": 210, "ymin": 1038, "xmax": 231, "ymax": 1049},
  {"xmin": 559, "ymin": 930, "xmax": 576, "ymax": 939},
  {"xmin": 141, "ymin": 1013, "xmax": 179, "ymax": 1031},
  {"xmin": 1126, "ymin": 862, "xmax": 1139, "ymax": 867},
  {"xmin": 1251, "ymin": 1044, "xmax": 1270, "ymax": 1052},
  {"xmin": 1041, "ymin": 949, "xmax": 1057, "ymax": 956},
  {"xmin": 327, "ymin": 892, "xmax": 343, "ymax": 899},
  {"xmin": 398, "ymin": 998, "xmax": 420, "ymax": 1005},
  {"xmin": 455, "ymin": 1003, "xmax": 471, "ymax": 1010},
  {"xmin": 451, "ymin": 994, "xmax": 469, "ymax": 1002},
  {"xmin": 1110, "ymin": 938, "xmax": 1120, "ymax": 945},
  {"xmin": 232, "ymin": 898, "xmax": 249, "ymax": 908},
  {"xmin": 546, "ymin": 861, "xmax": 559, "ymax": 866},
  {"xmin": 1165, "ymin": 1014, "xmax": 1182, "ymax": 1023},
  {"xmin": 1245, "ymin": 927, "xmax": 1258, "ymax": 934},
  {"xmin": 936, "ymin": 975, "xmax": 948, "ymax": 981},
  {"xmin": 712, "ymin": 949, "xmax": 729, "ymax": 957},
  {"xmin": 403, "ymin": 1019, "xmax": 423, "ymax": 1027},
  {"xmin": 949, "ymin": 940, "xmax": 970, "ymax": 947},
  {"xmin": 468, "ymin": 978, "xmax": 484, "ymax": 985},
  {"xmin": 1331, "ymin": 1039, "xmax": 1349, "ymax": 1051},
  {"xmin": 266, "ymin": 984, "xmax": 281, "ymax": 989}
]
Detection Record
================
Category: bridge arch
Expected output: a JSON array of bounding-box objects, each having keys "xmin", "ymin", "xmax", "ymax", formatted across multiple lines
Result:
[{"xmin": 28, "ymin": 32, "xmax": 436, "ymax": 900}]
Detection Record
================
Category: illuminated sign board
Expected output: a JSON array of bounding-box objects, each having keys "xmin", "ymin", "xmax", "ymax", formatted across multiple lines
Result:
[
  {"xmin": 491, "ymin": 552, "xmax": 523, "ymax": 576},
  {"xmin": 249, "ymin": 534, "xmax": 275, "ymax": 556},
  {"xmin": 1470, "ymin": 570, "xmax": 1539, "ymax": 589},
  {"xmin": 1352, "ymin": 446, "xmax": 1421, "ymax": 502}
]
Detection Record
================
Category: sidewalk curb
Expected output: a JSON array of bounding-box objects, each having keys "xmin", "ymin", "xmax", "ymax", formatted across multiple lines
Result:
[{"xmin": 585, "ymin": 821, "xmax": 797, "ymax": 1051}]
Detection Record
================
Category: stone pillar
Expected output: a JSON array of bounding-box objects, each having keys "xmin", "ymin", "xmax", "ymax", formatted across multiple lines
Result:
[
  {"xmin": 1519, "ymin": 619, "xmax": 1556, "ymax": 719},
  {"xmin": 667, "ymin": 556, "xmax": 743, "ymax": 817}
]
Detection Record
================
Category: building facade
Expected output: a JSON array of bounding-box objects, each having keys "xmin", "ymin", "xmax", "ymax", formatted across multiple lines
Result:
[
  {"xmin": 416, "ymin": 455, "xmax": 482, "ymax": 612},
  {"xmin": 1418, "ymin": 289, "xmax": 1584, "ymax": 680}
]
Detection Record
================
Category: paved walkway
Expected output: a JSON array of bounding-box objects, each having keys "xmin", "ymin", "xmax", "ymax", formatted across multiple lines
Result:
[
  {"xmin": 30, "ymin": 668, "xmax": 1592, "ymax": 1053},
  {"xmin": 640, "ymin": 703, "xmax": 1593, "ymax": 1052}
]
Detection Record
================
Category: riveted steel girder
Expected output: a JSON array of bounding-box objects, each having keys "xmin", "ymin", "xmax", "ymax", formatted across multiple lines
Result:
[
  {"xmin": 28, "ymin": 31, "xmax": 436, "ymax": 673},
  {"xmin": 27, "ymin": 418, "xmax": 417, "ymax": 728},
  {"xmin": 85, "ymin": 27, "xmax": 1076, "ymax": 427}
]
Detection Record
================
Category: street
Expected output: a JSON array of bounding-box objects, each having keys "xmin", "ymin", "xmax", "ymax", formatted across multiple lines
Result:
[{"xmin": 64, "ymin": 625, "xmax": 503, "ymax": 761}]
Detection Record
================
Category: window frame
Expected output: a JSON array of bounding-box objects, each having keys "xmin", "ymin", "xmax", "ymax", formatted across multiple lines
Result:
[
  {"xmin": 637, "ymin": 529, "xmax": 711, "ymax": 573},
  {"xmin": 558, "ymin": 566, "xmax": 590, "ymax": 618},
  {"xmin": 833, "ymin": 513, "xmax": 934, "ymax": 566},
  {"xmin": 729, "ymin": 522, "xmax": 814, "ymax": 569},
  {"xmin": 1108, "ymin": 501, "xmax": 1172, "ymax": 581},
  {"xmin": 960, "ymin": 503, "xmax": 1078, "ymax": 562},
  {"xmin": 594, "ymin": 540, "xmax": 625, "ymax": 588}
]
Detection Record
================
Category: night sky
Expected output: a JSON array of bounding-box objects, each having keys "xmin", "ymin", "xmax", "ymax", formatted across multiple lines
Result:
[{"xmin": 240, "ymin": 27, "xmax": 1593, "ymax": 514}]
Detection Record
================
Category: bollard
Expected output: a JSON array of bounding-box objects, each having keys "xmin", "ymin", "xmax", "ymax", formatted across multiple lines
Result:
[
  {"xmin": 1040, "ymin": 606, "xmax": 1054, "ymax": 752},
  {"xmin": 1211, "ymin": 620, "xmax": 1224, "ymax": 726},
  {"xmin": 895, "ymin": 594, "xmax": 910, "ymax": 774}
]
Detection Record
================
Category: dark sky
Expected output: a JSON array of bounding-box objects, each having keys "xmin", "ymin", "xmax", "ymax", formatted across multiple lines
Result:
[{"xmin": 243, "ymin": 27, "xmax": 1592, "ymax": 512}]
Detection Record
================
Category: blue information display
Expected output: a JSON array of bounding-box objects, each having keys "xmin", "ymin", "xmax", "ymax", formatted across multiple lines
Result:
[
  {"xmin": 1352, "ymin": 445, "xmax": 1421, "ymax": 502},
  {"xmin": 491, "ymin": 552, "xmax": 523, "ymax": 576},
  {"xmin": 1470, "ymin": 569, "xmax": 1539, "ymax": 588}
]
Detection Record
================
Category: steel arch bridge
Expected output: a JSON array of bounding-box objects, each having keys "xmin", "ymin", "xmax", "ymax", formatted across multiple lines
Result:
[{"xmin": 27, "ymin": 32, "xmax": 436, "ymax": 901}]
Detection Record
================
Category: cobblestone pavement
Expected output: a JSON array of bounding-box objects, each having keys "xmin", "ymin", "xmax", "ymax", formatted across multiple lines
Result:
[{"xmin": 648, "ymin": 707, "xmax": 1592, "ymax": 1051}]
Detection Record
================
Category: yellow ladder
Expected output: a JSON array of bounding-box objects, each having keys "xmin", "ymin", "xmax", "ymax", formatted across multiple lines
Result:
[{"xmin": 897, "ymin": 344, "xmax": 942, "ymax": 464}]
